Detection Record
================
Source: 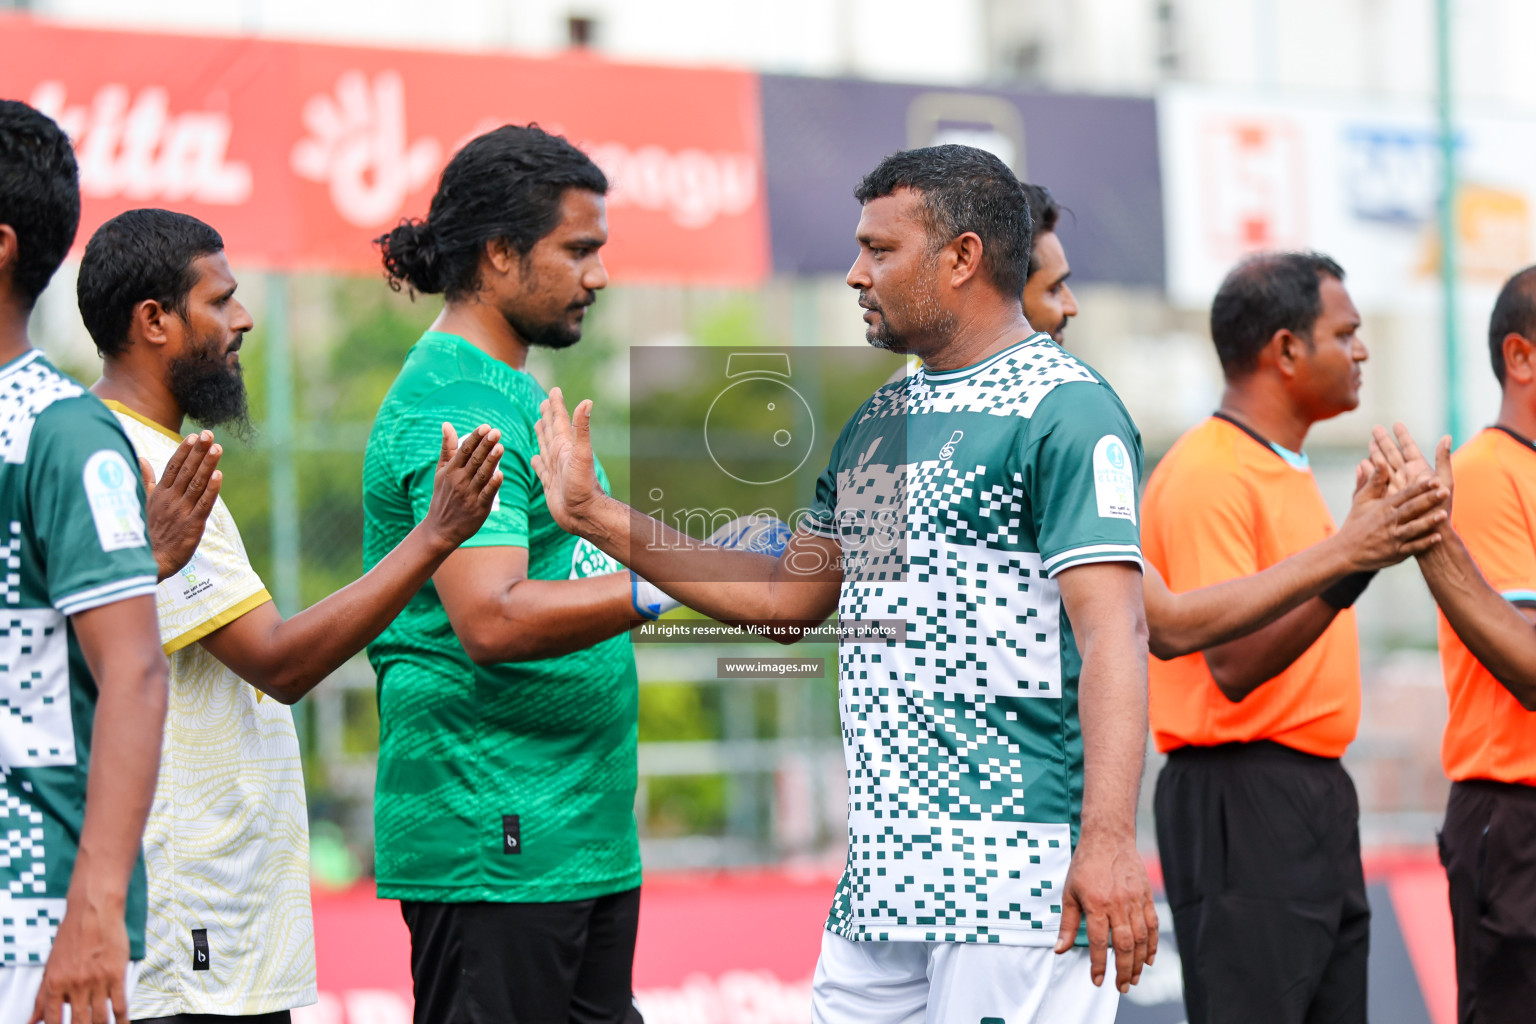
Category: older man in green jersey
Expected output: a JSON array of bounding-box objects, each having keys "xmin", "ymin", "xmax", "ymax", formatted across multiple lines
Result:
[{"xmin": 534, "ymin": 145, "xmax": 1156, "ymax": 1024}]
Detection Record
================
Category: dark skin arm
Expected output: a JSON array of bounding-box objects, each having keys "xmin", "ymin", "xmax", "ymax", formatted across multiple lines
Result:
[
  {"xmin": 199, "ymin": 424, "xmax": 503, "ymax": 703},
  {"xmin": 1373, "ymin": 423, "xmax": 1536, "ymax": 708},
  {"xmin": 1053, "ymin": 562, "xmax": 1157, "ymax": 992},
  {"xmin": 1420, "ymin": 530, "xmax": 1536, "ymax": 706},
  {"xmin": 32, "ymin": 595, "xmax": 167, "ymax": 1024},
  {"xmin": 438, "ymin": 397, "xmax": 843, "ymax": 664},
  {"xmin": 433, "ymin": 547, "xmax": 640, "ymax": 665},
  {"xmin": 1201, "ymin": 595, "xmax": 1341, "ymax": 702},
  {"xmin": 1152, "ymin": 467, "xmax": 1446, "ymax": 663},
  {"xmin": 1197, "ymin": 463, "xmax": 1447, "ymax": 700},
  {"xmin": 523, "ymin": 388, "xmax": 843, "ymax": 640},
  {"xmin": 141, "ymin": 430, "xmax": 222, "ymax": 582}
]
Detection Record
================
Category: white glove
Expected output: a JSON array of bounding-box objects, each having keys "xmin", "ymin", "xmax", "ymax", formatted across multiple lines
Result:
[{"xmin": 630, "ymin": 515, "xmax": 792, "ymax": 620}]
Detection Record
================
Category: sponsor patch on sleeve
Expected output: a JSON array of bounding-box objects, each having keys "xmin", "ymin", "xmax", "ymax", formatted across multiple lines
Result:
[
  {"xmin": 570, "ymin": 537, "xmax": 621, "ymax": 578},
  {"xmin": 1092, "ymin": 435, "xmax": 1137, "ymax": 523},
  {"xmin": 82, "ymin": 449, "xmax": 147, "ymax": 551}
]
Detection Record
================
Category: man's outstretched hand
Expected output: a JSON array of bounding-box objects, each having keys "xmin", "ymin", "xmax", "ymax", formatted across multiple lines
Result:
[
  {"xmin": 530, "ymin": 386, "xmax": 609, "ymax": 536},
  {"xmin": 1054, "ymin": 827, "xmax": 1158, "ymax": 993},
  {"xmin": 143, "ymin": 431, "xmax": 222, "ymax": 582},
  {"xmin": 422, "ymin": 423, "xmax": 504, "ymax": 551}
]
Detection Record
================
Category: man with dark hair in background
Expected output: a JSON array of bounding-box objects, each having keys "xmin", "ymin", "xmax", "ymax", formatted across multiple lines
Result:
[
  {"xmin": 533, "ymin": 144, "xmax": 1156, "ymax": 1023},
  {"xmin": 1016, "ymin": 188, "xmax": 1445, "ymax": 665},
  {"xmin": 0, "ymin": 98, "xmax": 170, "ymax": 1024},
  {"xmin": 1142, "ymin": 252, "xmax": 1422, "ymax": 1024},
  {"xmin": 78, "ymin": 208, "xmax": 502, "ymax": 1024},
  {"xmin": 1368, "ymin": 265, "xmax": 1536, "ymax": 1024},
  {"xmin": 1018, "ymin": 183, "xmax": 1078, "ymax": 344}
]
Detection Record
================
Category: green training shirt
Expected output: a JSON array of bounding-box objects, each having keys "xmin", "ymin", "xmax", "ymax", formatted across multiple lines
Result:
[
  {"xmin": 0, "ymin": 350, "xmax": 158, "ymax": 961},
  {"xmin": 804, "ymin": 334, "xmax": 1144, "ymax": 946},
  {"xmin": 363, "ymin": 331, "xmax": 641, "ymax": 903}
]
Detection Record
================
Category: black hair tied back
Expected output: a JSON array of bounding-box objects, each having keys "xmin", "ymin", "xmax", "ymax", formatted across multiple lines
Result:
[{"xmin": 377, "ymin": 217, "xmax": 444, "ymax": 295}]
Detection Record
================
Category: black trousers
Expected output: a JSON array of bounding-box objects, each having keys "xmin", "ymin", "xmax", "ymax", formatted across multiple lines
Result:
[
  {"xmin": 1155, "ymin": 741, "xmax": 1370, "ymax": 1024},
  {"xmin": 400, "ymin": 888, "xmax": 643, "ymax": 1024},
  {"xmin": 1439, "ymin": 779, "xmax": 1536, "ymax": 1024}
]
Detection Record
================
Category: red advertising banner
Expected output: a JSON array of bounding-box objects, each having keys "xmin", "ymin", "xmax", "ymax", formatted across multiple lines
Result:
[
  {"xmin": 296, "ymin": 859, "xmax": 1458, "ymax": 1024},
  {"xmin": 0, "ymin": 16, "xmax": 768, "ymax": 283}
]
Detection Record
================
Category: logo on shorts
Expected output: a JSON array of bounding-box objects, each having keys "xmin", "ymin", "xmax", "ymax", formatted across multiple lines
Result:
[
  {"xmin": 939, "ymin": 430, "xmax": 964, "ymax": 460},
  {"xmin": 502, "ymin": 814, "xmax": 522, "ymax": 855}
]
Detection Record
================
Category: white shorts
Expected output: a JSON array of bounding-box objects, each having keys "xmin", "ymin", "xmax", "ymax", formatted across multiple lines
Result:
[
  {"xmin": 811, "ymin": 931, "xmax": 1119, "ymax": 1024},
  {"xmin": 0, "ymin": 961, "xmax": 140, "ymax": 1024}
]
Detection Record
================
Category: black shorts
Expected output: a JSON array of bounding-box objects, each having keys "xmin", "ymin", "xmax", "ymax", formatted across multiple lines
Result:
[
  {"xmin": 1155, "ymin": 741, "xmax": 1370, "ymax": 1024},
  {"xmin": 400, "ymin": 888, "xmax": 643, "ymax": 1024},
  {"xmin": 1438, "ymin": 779, "xmax": 1536, "ymax": 1024}
]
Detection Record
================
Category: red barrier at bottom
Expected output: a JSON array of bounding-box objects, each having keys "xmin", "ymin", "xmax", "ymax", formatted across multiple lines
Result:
[{"xmin": 294, "ymin": 853, "xmax": 1457, "ymax": 1024}]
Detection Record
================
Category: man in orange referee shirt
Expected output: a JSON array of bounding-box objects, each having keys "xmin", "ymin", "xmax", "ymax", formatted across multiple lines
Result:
[
  {"xmin": 1370, "ymin": 265, "xmax": 1536, "ymax": 1024},
  {"xmin": 1017, "ymin": 188, "xmax": 1443, "ymax": 662},
  {"xmin": 1141, "ymin": 252, "xmax": 1437, "ymax": 1024}
]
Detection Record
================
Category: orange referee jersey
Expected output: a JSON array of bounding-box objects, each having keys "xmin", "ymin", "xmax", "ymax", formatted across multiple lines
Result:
[
  {"xmin": 1143, "ymin": 415, "xmax": 1361, "ymax": 758},
  {"xmin": 1439, "ymin": 427, "xmax": 1536, "ymax": 785}
]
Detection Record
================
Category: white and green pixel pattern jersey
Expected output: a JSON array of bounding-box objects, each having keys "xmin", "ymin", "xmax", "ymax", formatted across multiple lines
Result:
[
  {"xmin": 805, "ymin": 334, "xmax": 1143, "ymax": 947},
  {"xmin": 0, "ymin": 350, "xmax": 158, "ymax": 963}
]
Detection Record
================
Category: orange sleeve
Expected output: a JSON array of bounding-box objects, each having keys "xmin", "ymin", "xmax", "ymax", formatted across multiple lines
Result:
[
  {"xmin": 1146, "ymin": 449, "xmax": 1259, "ymax": 593},
  {"xmin": 1454, "ymin": 453, "xmax": 1536, "ymax": 603}
]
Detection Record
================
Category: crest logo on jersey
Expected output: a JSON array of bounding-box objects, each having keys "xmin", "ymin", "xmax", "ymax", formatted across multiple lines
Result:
[
  {"xmin": 1092, "ymin": 435, "xmax": 1137, "ymax": 523},
  {"xmin": 938, "ymin": 430, "xmax": 964, "ymax": 460},
  {"xmin": 82, "ymin": 449, "xmax": 146, "ymax": 552}
]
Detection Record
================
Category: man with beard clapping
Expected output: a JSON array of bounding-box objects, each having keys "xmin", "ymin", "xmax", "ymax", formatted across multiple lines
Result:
[{"xmin": 77, "ymin": 208, "xmax": 504, "ymax": 1024}]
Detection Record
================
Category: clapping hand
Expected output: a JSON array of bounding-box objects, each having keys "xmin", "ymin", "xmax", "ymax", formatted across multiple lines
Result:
[
  {"xmin": 143, "ymin": 431, "xmax": 222, "ymax": 582},
  {"xmin": 422, "ymin": 423, "xmax": 503, "ymax": 550}
]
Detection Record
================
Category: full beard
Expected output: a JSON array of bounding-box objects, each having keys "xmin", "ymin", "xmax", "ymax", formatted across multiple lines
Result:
[
  {"xmin": 507, "ymin": 303, "xmax": 589, "ymax": 351},
  {"xmin": 168, "ymin": 335, "xmax": 252, "ymax": 440}
]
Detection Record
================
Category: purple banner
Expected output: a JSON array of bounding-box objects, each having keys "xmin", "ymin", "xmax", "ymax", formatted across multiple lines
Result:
[{"xmin": 762, "ymin": 75, "xmax": 1164, "ymax": 288}]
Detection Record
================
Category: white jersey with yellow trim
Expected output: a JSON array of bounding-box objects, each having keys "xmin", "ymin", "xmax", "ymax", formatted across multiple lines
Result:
[{"xmin": 108, "ymin": 403, "xmax": 316, "ymax": 1016}]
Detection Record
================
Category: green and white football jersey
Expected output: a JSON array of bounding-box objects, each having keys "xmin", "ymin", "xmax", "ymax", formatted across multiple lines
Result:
[
  {"xmin": 805, "ymin": 334, "xmax": 1143, "ymax": 947},
  {"xmin": 0, "ymin": 350, "xmax": 158, "ymax": 963}
]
